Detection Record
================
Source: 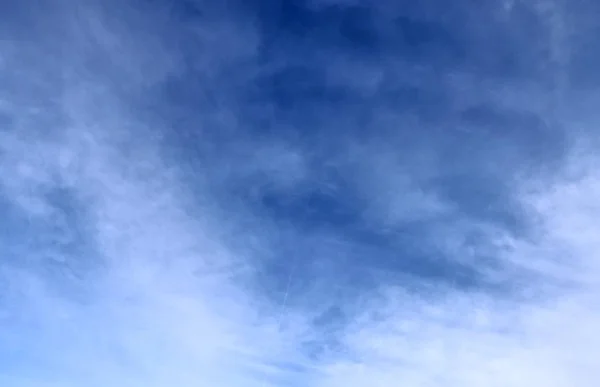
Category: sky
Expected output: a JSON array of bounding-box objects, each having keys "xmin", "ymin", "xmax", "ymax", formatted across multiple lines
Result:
[{"xmin": 1, "ymin": 0, "xmax": 600, "ymax": 386}]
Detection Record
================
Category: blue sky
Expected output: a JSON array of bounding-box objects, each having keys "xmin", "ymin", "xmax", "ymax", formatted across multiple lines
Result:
[{"xmin": 1, "ymin": 0, "xmax": 600, "ymax": 386}]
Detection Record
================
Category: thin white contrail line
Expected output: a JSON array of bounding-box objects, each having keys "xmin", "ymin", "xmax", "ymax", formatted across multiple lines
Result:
[
  {"xmin": 259, "ymin": 257, "xmax": 298, "ymax": 387},
  {"xmin": 277, "ymin": 260, "xmax": 296, "ymax": 326}
]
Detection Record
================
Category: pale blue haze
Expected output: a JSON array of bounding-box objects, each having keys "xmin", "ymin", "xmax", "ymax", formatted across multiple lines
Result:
[{"xmin": 1, "ymin": 0, "xmax": 599, "ymax": 386}]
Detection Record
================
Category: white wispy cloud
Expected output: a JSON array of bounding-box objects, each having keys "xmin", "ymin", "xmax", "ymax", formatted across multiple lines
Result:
[
  {"xmin": 0, "ymin": 88, "xmax": 310, "ymax": 387},
  {"xmin": 1, "ymin": 1, "xmax": 599, "ymax": 386},
  {"xmin": 0, "ymin": 3, "xmax": 308, "ymax": 386},
  {"xmin": 312, "ymin": 131, "xmax": 600, "ymax": 387}
]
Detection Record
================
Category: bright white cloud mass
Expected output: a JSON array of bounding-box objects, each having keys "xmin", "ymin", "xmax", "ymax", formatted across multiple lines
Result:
[{"xmin": 1, "ymin": 0, "xmax": 599, "ymax": 386}]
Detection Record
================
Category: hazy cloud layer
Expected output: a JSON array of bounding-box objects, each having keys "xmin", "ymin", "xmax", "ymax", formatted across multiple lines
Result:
[{"xmin": 1, "ymin": 0, "xmax": 599, "ymax": 386}]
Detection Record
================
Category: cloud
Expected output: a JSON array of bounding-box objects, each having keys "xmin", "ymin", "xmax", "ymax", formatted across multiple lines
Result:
[
  {"xmin": 1, "ymin": 0, "xmax": 599, "ymax": 386},
  {"xmin": 0, "ymin": 88, "xmax": 306, "ymax": 387},
  {"xmin": 304, "ymin": 63, "xmax": 599, "ymax": 387},
  {"xmin": 311, "ymin": 126, "xmax": 600, "ymax": 387},
  {"xmin": 0, "ymin": 3, "xmax": 307, "ymax": 386}
]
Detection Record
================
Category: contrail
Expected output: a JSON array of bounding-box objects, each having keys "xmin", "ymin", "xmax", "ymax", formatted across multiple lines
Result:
[
  {"xmin": 277, "ymin": 260, "xmax": 296, "ymax": 326},
  {"xmin": 259, "ymin": 256, "xmax": 298, "ymax": 387}
]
